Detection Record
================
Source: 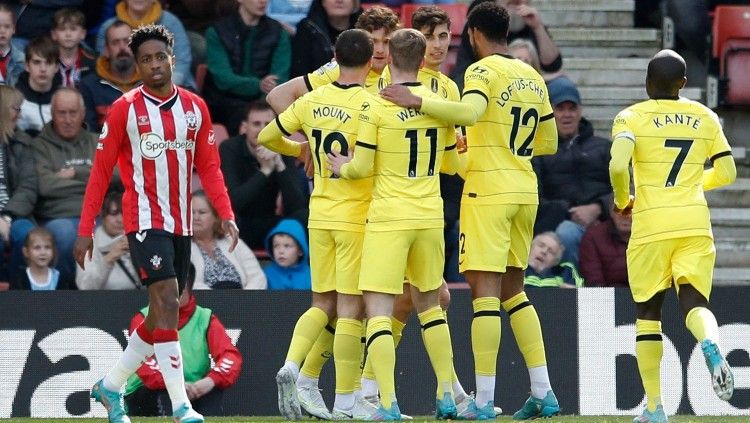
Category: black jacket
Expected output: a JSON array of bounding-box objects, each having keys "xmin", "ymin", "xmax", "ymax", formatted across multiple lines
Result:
[
  {"xmin": 290, "ymin": 0, "xmax": 362, "ymax": 77},
  {"xmin": 533, "ymin": 117, "xmax": 612, "ymax": 226},
  {"xmin": 3, "ymin": 130, "xmax": 38, "ymax": 219}
]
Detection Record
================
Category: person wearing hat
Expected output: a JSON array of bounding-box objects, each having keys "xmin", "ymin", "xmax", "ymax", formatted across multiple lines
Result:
[{"xmin": 532, "ymin": 75, "xmax": 613, "ymax": 266}]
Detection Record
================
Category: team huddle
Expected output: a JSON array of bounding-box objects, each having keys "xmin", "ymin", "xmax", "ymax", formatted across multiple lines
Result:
[{"xmin": 78, "ymin": 2, "xmax": 737, "ymax": 423}]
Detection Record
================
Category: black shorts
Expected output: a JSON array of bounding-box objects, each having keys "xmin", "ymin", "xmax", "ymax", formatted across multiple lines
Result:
[{"xmin": 127, "ymin": 229, "xmax": 191, "ymax": 292}]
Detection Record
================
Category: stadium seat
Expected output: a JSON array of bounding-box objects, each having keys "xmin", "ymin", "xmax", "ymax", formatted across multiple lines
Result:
[
  {"xmin": 711, "ymin": 5, "xmax": 750, "ymax": 59},
  {"xmin": 711, "ymin": 5, "xmax": 750, "ymax": 105},
  {"xmin": 195, "ymin": 63, "xmax": 208, "ymax": 94},
  {"xmin": 212, "ymin": 123, "xmax": 230, "ymax": 145}
]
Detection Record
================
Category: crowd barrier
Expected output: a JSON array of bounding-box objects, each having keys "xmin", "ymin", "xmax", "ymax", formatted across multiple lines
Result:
[{"xmin": 0, "ymin": 288, "xmax": 748, "ymax": 417}]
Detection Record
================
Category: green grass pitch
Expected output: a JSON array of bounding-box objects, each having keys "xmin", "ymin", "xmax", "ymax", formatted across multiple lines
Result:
[{"xmin": 3, "ymin": 417, "xmax": 748, "ymax": 422}]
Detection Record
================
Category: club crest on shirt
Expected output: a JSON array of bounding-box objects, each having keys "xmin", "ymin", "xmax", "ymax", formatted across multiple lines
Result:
[
  {"xmin": 184, "ymin": 111, "xmax": 198, "ymax": 130},
  {"xmin": 99, "ymin": 123, "xmax": 109, "ymax": 140},
  {"xmin": 208, "ymin": 129, "xmax": 216, "ymax": 145},
  {"xmin": 137, "ymin": 115, "xmax": 150, "ymax": 126},
  {"xmin": 150, "ymin": 254, "xmax": 162, "ymax": 270}
]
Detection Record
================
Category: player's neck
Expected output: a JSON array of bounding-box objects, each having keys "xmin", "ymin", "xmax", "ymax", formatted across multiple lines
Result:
[
  {"xmin": 143, "ymin": 83, "xmax": 175, "ymax": 99},
  {"xmin": 389, "ymin": 68, "xmax": 419, "ymax": 85},
  {"xmin": 424, "ymin": 63, "xmax": 440, "ymax": 73},
  {"xmin": 481, "ymin": 42, "xmax": 509, "ymax": 59},
  {"xmin": 337, "ymin": 68, "xmax": 367, "ymax": 86}
]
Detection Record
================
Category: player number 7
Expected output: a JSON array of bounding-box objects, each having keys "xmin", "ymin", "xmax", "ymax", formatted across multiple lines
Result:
[{"xmin": 664, "ymin": 139, "xmax": 693, "ymax": 187}]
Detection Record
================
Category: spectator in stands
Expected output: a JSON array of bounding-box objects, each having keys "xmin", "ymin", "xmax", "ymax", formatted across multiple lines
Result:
[
  {"xmin": 79, "ymin": 20, "xmax": 140, "ymax": 132},
  {"xmin": 51, "ymin": 8, "xmax": 95, "ymax": 88},
  {"xmin": 12, "ymin": 227, "xmax": 71, "ymax": 290},
  {"xmin": 124, "ymin": 264, "xmax": 243, "ymax": 417},
  {"xmin": 579, "ymin": 199, "xmax": 630, "ymax": 288},
  {"xmin": 0, "ymin": 85, "xmax": 38, "ymax": 281},
  {"xmin": 24, "ymin": 88, "xmax": 100, "ymax": 288},
  {"xmin": 204, "ymin": 0, "xmax": 291, "ymax": 134},
  {"xmin": 190, "ymin": 191, "xmax": 267, "ymax": 290},
  {"xmin": 263, "ymin": 218, "xmax": 311, "ymax": 290},
  {"xmin": 160, "ymin": 0, "xmax": 236, "ymax": 71},
  {"xmin": 524, "ymin": 232, "xmax": 583, "ymax": 288},
  {"xmin": 219, "ymin": 101, "xmax": 307, "ymax": 251},
  {"xmin": 267, "ymin": 0, "xmax": 313, "ymax": 30},
  {"xmin": 509, "ymin": 38, "xmax": 541, "ymax": 74},
  {"xmin": 15, "ymin": 37, "xmax": 62, "ymax": 137},
  {"xmin": 290, "ymin": 0, "xmax": 362, "ymax": 77},
  {"xmin": 6, "ymin": 0, "xmax": 83, "ymax": 50},
  {"xmin": 451, "ymin": 0, "xmax": 562, "ymax": 91},
  {"xmin": 96, "ymin": 0, "xmax": 195, "ymax": 89},
  {"xmin": 533, "ymin": 76, "xmax": 612, "ymax": 267},
  {"xmin": 0, "ymin": 4, "xmax": 25, "ymax": 86},
  {"xmin": 76, "ymin": 190, "xmax": 141, "ymax": 290}
]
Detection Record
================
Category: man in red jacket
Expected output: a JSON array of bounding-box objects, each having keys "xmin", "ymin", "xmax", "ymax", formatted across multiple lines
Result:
[{"xmin": 124, "ymin": 265, "xmax": 243, "ymax": 416}]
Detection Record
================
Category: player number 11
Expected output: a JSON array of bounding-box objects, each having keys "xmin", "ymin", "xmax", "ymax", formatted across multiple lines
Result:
[{"xmin": 404, "ymin": 128, "xmax": 438, "ymax": 177}]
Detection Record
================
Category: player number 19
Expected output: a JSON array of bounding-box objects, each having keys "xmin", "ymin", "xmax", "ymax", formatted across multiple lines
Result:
[{"xmin": 312, "ymin": 129, "xmax": 349, "ymax": 178}]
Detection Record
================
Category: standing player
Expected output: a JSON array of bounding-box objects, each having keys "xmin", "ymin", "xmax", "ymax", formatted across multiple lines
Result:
[
  {"xmin": 73, "ymin": 25, "xmax": 238, "ymax": 423},
  {"xmin": 258, "ymin": 29, "xmax": 376, "ymax": 420},
  {"xmin": 381, "ymin": 2, "xmax": 560, "ymax": 419},
  {"xmin": 609, "ymin": 49, "xmax": 735, "ymax": 423},
  {"xmin": 329, "ymin": 28, "xmax": 461, "ymax": 421}
]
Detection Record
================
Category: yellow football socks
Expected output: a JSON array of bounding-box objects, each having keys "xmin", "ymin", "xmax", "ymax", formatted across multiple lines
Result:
[
  {"xmin": 419, "ymin": 306, "xmax": 454, "ymax": 398},
  {"xmin": 362, "ymin": 317, "xmax": 405, "ymax": 381},
  {"xmin": 300, "ymin": 319, "xmax": 336, "ymax": 378},
  {"xmin": 503, "ymin": 292, "xmax": 547, "ymax": 368},
  {"xmin": 333, "ymin": 318, "xmax": 363, "ymax": 394},
  {"xmin": 366, "ymin": 316, "xmax": 396, "ymax": 408},
  {"xmin": 636, "ymin": 319, "xmax": 663, "ymax": 412},
  {"xmin": 685, "ymin": 306, "xmax": 719, "ymax": 343},
  {"xmin": 472, "ymin": 297, "xmax": 502, "ymax": 376},
  {"xmin": 285, "ymin": 307, "xmax": 329, "ymax": 365}
]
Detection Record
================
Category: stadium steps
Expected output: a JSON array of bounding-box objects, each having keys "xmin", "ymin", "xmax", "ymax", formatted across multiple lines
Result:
[
  {"xmin": 713, "ymin": 268, "xmax": 750, "ymax": 286},
  {"xmin": 709, "ymin": 179, "xmax": 750, "ymax": 279},
  {"xmin": 550, "ymin": 28, "xmax": 661, "ymax": 58},
  {"xmin": 536, "ymin": 0, "xmax": 634, "ymax": 28}
]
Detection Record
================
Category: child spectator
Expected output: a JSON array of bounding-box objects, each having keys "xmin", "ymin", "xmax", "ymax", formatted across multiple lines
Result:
[
  {"xmin": 524, "ymin": 231, "xmax": 583, "ymax": 288},
  {"xmin": 12, "ymin": 227, "xmax": 70, "ymax": 290},
  {"xmin": 263, "ymin": 218, "xmax": 310, "ymax": 290},
  {"xmin": 15, "ymin": 37, "xmax": 62, "ymax": 137},
  {"xmin": 124, "ymin": 264, "xmax": 243, "ymax": 416},
  {"xmin": 0, "ymin": 4, "xmax": 25, "ymax": 86},
  {"xmin": 51, "ymin": 8, "xmax": 96, "ymax": 88}
]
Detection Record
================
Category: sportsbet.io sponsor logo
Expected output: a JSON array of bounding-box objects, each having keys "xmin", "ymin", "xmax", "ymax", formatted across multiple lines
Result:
[{"xmin": 139, "ymin": 132, "xmax": 195, "ymax": 160}]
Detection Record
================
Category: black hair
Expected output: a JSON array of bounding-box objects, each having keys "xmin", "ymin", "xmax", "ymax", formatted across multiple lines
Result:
[
  {"xmin": 467, "ymin": 2, "xmax": 509, "ymax": 44},
  {"xmin": 128, "ymin": 24, "xmax": 174, "ymax": 58},
  {"xmin": 336, "ymin": 29, "xmax": 374, "ymax": 68}
]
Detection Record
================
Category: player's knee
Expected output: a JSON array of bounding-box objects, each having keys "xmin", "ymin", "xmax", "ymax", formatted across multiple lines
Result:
[
  {"xmin": 312, "ymin": 292, "xmax": 337, "ymax": 318},
  {"xmin": 439, "ymin": 284, "xmax": 451, "ymax": 310}
]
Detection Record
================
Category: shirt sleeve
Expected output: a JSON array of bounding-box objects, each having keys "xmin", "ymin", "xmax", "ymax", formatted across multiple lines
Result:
[
  {"xmin": 78, "ymin": 101, "xmax": 126, "ymax": 236},
  {"xmin": 340, "ymin": 113, "xmax": 377, "ymax": 180},
  {"xmin": 258, "ymin": 101, "xmax": 304, "ymax": 157},
  {"xmin": 439, "ymin": 127, "xmax": 460, "ymax": 175},
  {"xmin": 704, "ymin": 119, "xmax": 736, "ymax": 191},
  {"xmin": 206, "ymin": 315, "xmax": 243, "ymax": 389},
  {"xmin": 420, "ymin": 93, "xmax": 487, "ymax": 127},
  {"xmin": 304, "ymin": 61, "xmax": 339, "ymax": 91},
  {"xmin": 609, "ymin": 111, "xmax": 635, "ymax": 210},
  {"xmin": 193, "ymin": 98, "xmax": 235, "ymax": 221}
]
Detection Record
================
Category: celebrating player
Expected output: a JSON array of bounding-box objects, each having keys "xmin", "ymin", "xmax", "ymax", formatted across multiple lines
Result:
[
  {"xmin": 74, "ymin": 25, "xmax": 238, "ymax": 423},
  {"xmin": 328, "ymin": 28, "xmax": 461, "ymax": 421},
  {"xmin": 609, "ymin": 49, "xmax": 736, "ymax": 423},
  {"xmin": 380, "ymin": 2, "xmax": 560, "ymax": 419}
]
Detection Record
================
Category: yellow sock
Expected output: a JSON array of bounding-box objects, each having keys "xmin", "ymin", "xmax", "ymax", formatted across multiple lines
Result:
[
  {"xmin": 443, "ymin": 310, "xmax": 462, "ymax": 394},
  {"xmin": 334, "ymin": 318, "xmax": 363, "ymax": 394},
  {"xmin": 286, "ymin": 307, "xmax": 329, "ymax": 365},
  {"xmin": 300, "ymin": 319, "xmax": 336, "ymax": 378},
  {"xmin": 362, "ymin": 317, "xmax": 405, "ymax": 381},
  {"xmin": 503, "ymin": 292, "xmax": 547, "ymax": 368},
  {"xmin": 685, "ymin": 307, "xmax": 719, "ymax": 343},
  {"xmin": 636, "ymin": 319, "xmax": 663, "ymax": 412},
  {"xmin": 418, "ymin": 306, "xmax": 454, "ymax": 398},
  {"xmin": 366, "ymin": 316, "xmax": 396, "ymax": 408},
  {"xmin": 472, "ymin": 297, "xmax": 501, "ymax": 376}
]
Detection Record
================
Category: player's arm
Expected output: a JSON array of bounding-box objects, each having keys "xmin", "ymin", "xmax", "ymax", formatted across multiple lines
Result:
[
  {"xmin": 266, "ymin": 76, "xmax": 310, "ymax": 114},
  {"xmin": 193, "ymin": 99, "xmax": 236, "ymax": 223},
  {"xmin": 533, "ymin": 84, "xmax": 558, "ymax": 156},
  {"xmin": 331, "ymin": 119, "xmax": 377, "ymax": 179},
  {"xmin": 205, "ymin": 315, "xmax": 244, "ymax": 388},
  {"xmin": 77, "ymin": 104, "xmax": 125, "ymax": 237},
  {"xmin": 703, "ymin": 124, "xmax": 736, "ymax": 191},
  {"xmin": 257, "ymin": 103, "xmax": 304, "ymax": 158},
  {"xmin": 380, "ymin": 85, "xmax": 487, "ymax": 126},
  {"xmin": 608, "ymin": 134, "xmax": 634, "ymax": 211},
  {"xmin": 440, "ymin": 129, "xmax": 460, "ymax": 175}
]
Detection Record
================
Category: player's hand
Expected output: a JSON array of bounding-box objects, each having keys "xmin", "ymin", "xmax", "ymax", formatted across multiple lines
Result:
[
  {"xmin": 326, "ymin": 150, "xmax": 352, "ymax": 176},
  {"xmin": 256, "ymin": 146, "xmax": 278, "ymax": 176},
  {"xmin": 380, "ymin": 84, "xmax": 422, "ymax": 109},
  {"xmin": 260, "ymin": 74, "xmax": 279, "ymax": 94},
  {"xmin": 456, "ymin": 133, "xmax": 467, "ymax": 154},
  {"xmin": 614, "ymin": 196, "xmax": 635, "ymax": 216},
  {"xmin": 516, "ymin": 4, "xmax": 543, "ymax": 29},
  {"xmin": 74, "ymin": 236, "xmax": 94, "ymax": 270},
  {"xmin": 56, "ymin": 167, "xmax": 75, "ymax": 179},
  {"xmin": 104, "ymin": 236, "xmax": 130, "ymax": 265},
  {"xmin": 222, "ymin": 220, "xmax": 240, "ymax": 252},
  {"xmin": 0, "ymin": 218, "xmax": 10, "ymax": 243},
  {"xmin": 186, "ymin": 377, "xmax": 215, "ymax": 400},
  {"xmin": 569, "ymin": 203, "xmax": 602, "ymax": 228}
]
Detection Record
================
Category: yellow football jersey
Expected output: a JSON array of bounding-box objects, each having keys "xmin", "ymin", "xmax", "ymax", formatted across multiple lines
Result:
[
  {"xmin": 275, "ymin": 82, "xmax": 375, "ymax": 232},
  {"xmin": 340, "ymin": 83, "xmax": 459, "ymax": 231},
  {"xmin": 418, "ymin": 67, "xmax": 460, "ymax": 101},
  {"xmin": 461, "ymin": 54, "xmax": 554, "ymax": 205},
  {"xmin": 611, "ymin": 98, "xmax": 732, "ymax": 245},
  {"xmin": 305, "ymin": 61, "xmax": 388, "ymax": 95}
]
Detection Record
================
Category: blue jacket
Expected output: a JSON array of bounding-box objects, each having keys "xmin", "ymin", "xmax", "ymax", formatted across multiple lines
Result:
[
  {"xmin": 263, "ymin": 219, "xmax": 311, "ymax": 291},
  {"xmin": 2, "ymin": 41, "xmax": 25, "ymax": 86},
  {"xmin": 95, "ymin": 10, "xmax": 195, "ymax": 89}
]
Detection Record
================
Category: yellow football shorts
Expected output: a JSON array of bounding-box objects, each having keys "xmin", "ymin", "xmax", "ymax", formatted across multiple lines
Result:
[
  {"xmin": 458, "ymin": 203, "xmax": 536, "ymax": 273},
  {"xmin": 309, "ymin": 228, "xmax": 364, "ymax": 295},
  {"xmin": 359, "ymin": 228, "xmax": 444, "ymax": 294},
  {"xmin": 627, "ymin": 236, "xmax": 716, "ymax": 303}
]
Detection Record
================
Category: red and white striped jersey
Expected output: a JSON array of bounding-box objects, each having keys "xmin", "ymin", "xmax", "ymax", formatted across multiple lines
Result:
[{"xmin": 78, "ymin": 85, "xmax": 234, "ymax": 237}]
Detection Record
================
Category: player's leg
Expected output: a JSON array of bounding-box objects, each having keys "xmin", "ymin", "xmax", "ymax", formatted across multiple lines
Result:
[
  {"xmin": 628, "ymin": 240, "xmax": 672, "ymax": 423},
  {"xmin": 436, "ymin": 281, "xmax": 470, "ymax": 406},
  {"xmin": 297, "ymin": 322, "xmax": 335, "ymax": 419},
  {"xmin": 675, "ymin": 237, "xmax": 733, "ymax": 401},
  {"xmin": 277, "ymin": 228, "xmax": 337, "ymax": 419},
  {"xmin": 408, "ymin": 228, "xmax": 457, "ymax": 419},
  {"xmin": 359, "ymin": 230, "xmax": 410, "ymax": 419},
  {"xmin": 502, "ymin": 205, "xmax": 559, "ymax": 420}
]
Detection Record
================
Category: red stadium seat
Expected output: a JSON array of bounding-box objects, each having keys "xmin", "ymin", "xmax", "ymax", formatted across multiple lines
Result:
[
  {"xmin": 195, "ymin": 63, "xmax": 208, "ymax": 94},
  {"xmin": 711, "ymin": 6, "xmax": 750, "ymax": 59},
  {"xmin": 212, "ymin": 123, "xmax": 230, "ymax": 145},
  {"xmin": 712, "ymin": 6, "xmax": 750, "ymax": 105}
]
